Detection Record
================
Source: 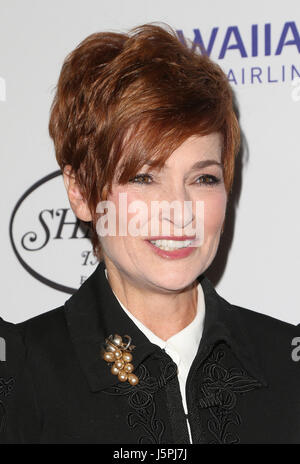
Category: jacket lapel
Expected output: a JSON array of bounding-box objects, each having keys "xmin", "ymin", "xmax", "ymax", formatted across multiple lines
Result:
[{"xmin": 64, "ymin": 261, "xmax": 268, "ymax": 398}]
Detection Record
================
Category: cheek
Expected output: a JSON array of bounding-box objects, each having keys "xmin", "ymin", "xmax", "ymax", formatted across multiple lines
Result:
[
  {"xmin": 117, "ymin": 190, "xmax": 148, "ymax": 235},
  {"xmin": 102, "ymin": 188, "xmax": 146, "ymax": 244},
  {"xmin": 203, "ymin": 192, "xmax": 227, "ymax": 234}
]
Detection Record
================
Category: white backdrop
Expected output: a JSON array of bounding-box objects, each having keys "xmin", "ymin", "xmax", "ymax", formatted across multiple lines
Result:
[{"xmin": 1, "ymin": 0, "xmax": 299, "ymax": 324}]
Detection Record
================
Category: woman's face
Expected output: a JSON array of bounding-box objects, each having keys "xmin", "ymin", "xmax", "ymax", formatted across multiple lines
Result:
[{"xmin": 99, "ymin": 133, "xmax": 227, "ymax": 292}]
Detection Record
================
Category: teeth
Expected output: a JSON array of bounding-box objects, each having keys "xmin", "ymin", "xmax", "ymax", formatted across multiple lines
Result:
[{"xmin": 150, "ymin": 239, "xmax": 193, "ymax": 251}]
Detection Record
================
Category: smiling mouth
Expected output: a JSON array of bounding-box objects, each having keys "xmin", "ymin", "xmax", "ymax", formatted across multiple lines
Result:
[{"xmin": 147, "ymin": 238, "xmax": 195, "ymax": 251}]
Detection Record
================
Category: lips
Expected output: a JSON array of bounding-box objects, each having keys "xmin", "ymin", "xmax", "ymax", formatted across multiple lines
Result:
[{"xmin": 145, "ymin": 237, "xmax": 197, "ymax": 260}]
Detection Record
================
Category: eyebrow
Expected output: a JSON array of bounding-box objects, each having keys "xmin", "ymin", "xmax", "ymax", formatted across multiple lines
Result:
[
  {"xmin": 145, "ymin": 159, "xmax": 222, "ymax": 170},
  {"xmin": 188, "ymin": 160, "xmax": 222, "ymax": 170}
]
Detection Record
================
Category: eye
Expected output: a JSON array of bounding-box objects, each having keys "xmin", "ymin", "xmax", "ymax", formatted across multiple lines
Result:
[
  {"xmin": 129, "ymin": 173, "xmax": 153, "ymax": 184},
  {"xmin": 195, "ymin": 175, "xmax": 221, "ymax": 185}
]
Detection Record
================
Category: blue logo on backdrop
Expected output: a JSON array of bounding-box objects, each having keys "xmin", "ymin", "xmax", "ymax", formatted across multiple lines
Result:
[{"xmin": 176, "ymin": 21, "xmax": 300, "ymax": 85}]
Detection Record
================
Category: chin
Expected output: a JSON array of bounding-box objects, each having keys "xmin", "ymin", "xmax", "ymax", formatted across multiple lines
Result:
[{"xmin": 147, "ymin": 269, "xmax": 200, "ymax": 292}]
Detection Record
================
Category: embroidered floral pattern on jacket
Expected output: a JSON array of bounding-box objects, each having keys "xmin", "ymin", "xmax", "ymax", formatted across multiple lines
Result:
[
  {"xmin": 103, "ymin": 358, "xmax": 177, "ymax": 444},
  {"xmin": 0, "ymin": 377, "xmax": 16, "ymax": 433},
  {"xmin": 199, "ymin": 348, "xmax": 262, "ymax": 444}
]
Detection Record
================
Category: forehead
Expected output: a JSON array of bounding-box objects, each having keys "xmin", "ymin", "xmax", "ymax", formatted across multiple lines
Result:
[{"xmin": 145, "ymin": 133, "xmax": 222, "ymax": 170}]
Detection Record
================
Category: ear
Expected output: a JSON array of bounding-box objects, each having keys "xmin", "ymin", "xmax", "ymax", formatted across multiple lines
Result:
[{"xmin": 63, "ymin": 165, "xmax": 92, "ymax": 222}]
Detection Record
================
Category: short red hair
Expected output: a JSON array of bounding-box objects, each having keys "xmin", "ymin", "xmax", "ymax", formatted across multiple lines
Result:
[{"xmin": 49, "ymin": 23, "xmax": 240, "ymax": 260}]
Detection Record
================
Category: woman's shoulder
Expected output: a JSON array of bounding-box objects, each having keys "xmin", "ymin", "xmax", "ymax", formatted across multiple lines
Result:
[
  {"xmin": 205, "ymin": 279, "xmax": 300, "ymax": 361},
  {"xmin": 16, "ymin": 305, "xmax": 66, "ymax": 333},
  {"xmin": 202, "ymin": 275, "xmax": 299, "ymax": 338},
  {"xmin": 206, "ymin": 289, "xmax": 300, "ymax": 389},
  {"xmin": 228, "ymin": 299, "xmax": 300, "ymax": 336},
  {"xmin": 0, "ymin": 307, "xmax": 70, "ymax": 432},
  {"xmin": 0, "ymin": 316, "xmax": 25, "ymax": 366},
  {"xmin": 14, "ymin": 305, "xmax": 70, "ymax": 356},
  {"xmin": 0, "ymin": 316, "xmax": 44, "ymax": 442},
  {"xmin": 0, "ymin": 306, "xmax": 68, "ymax": 369},
  {"xmin": 220, "ymin": 297, "xmax": 300, "ymax": 367}
]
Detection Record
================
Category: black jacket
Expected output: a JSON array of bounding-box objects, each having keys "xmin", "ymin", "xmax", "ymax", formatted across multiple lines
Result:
[{"xmin": 1, "ymin": 261, "xmax": 300, "ymax": 444}]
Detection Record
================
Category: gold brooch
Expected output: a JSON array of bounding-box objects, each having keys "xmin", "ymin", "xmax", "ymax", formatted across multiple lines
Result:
[{"xmin": 102, "ymin": 334, "xmax": 139, "ymax": 386}]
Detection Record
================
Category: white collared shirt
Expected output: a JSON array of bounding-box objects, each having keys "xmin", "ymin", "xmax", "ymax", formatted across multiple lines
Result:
[{"xmin": 104, "ymin": 268, "xmax": 205, "ymax": 443}]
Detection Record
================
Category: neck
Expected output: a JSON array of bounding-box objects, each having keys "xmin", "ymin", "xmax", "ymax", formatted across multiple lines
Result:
[{"xmin": 104, "ymin": 259, "xmax": 198, "ymax": 341}]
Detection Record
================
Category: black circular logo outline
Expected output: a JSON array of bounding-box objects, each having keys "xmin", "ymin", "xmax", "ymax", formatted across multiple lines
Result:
[{"xmin": 9, "ymin": 170, "xmax": 77, "ymax": 295}]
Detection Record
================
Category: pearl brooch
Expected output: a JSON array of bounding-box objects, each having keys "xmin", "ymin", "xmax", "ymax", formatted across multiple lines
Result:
[{"xmin": 102, "ymin": 334, "xmax": 139, "ymax": 386}]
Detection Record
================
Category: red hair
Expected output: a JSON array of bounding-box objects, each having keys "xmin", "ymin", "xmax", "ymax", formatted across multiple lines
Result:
[{"xmin": 49, "ymin": 23, "xmax": 240, "ymax": 260}]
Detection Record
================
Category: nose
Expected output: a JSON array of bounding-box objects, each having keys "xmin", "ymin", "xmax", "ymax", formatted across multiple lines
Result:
[{"xmin": 159, "ymin": 184, "xmax": 194, "ymax": 229}]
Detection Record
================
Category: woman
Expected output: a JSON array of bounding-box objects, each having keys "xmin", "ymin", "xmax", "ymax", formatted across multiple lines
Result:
[{"xmin": 1, "ymin": 23, "xmax": 300, "ymax": 444}]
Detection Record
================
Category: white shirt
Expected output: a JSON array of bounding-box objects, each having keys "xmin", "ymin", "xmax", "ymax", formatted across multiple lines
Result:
[{"xmin": 104, "ymin": 268, "xmax": 205, "ymax": 443}]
